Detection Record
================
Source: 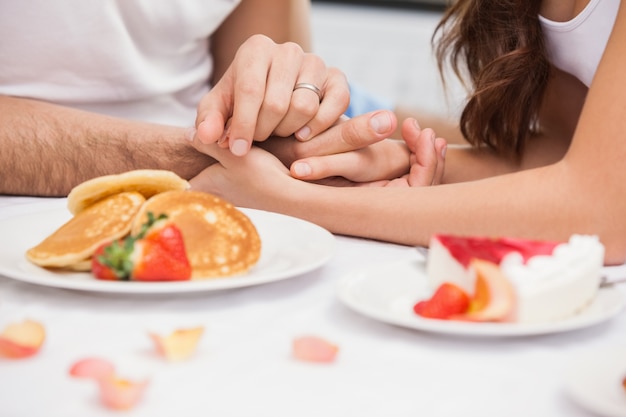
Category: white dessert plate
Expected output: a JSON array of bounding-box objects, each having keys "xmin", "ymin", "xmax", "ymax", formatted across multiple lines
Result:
[
  {"xmin": 0, "ymin": 206, "xmax": 335, "ymax": 293},
  {"xmin": 564, "ymin": 347, "xmax": 626, "ymax": 417},
  {"xmin": 336, "ymin": 259, "xmax": 625, "ymax": 337}
]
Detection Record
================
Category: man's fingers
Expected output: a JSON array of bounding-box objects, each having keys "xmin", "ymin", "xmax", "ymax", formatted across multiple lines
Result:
[
  {"xmin": 293, "ymin": 67, "xmax": 350, "ymax": 141},
  {"xmin": 253, "ymin": 42, "xmax": 306, "ymax": 140},
  {"xmin": 194, "ymin": 74, "xmax": 234, "ymax": 145},
  {"xmin": 195, "ymin": 112, "xmax": 227, "ymax": 145},
  {"xmin": 224, "ymin": 35, "xmax": 279, "ymax": 155},
  {"xmin": 271, "ymin": 53, "xmax": 325, "ymax": 138},
  {"xmin": 189, "ymin": 135, "xmax": 234, "ymax": 166}
]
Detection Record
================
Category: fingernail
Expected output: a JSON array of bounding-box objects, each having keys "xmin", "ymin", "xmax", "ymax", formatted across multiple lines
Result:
[
  {"xmin": 370, "ymin": 111, "xmax": 392, "ymax": 134},
  {"xmin": 231, "ymin": 139, "xmax": 249, "ymax": 156},
  {"xmin": 441, "ymin": 145, "xmax": 447, "ymax": 158},
  {"xmin": 296, "ymin": 126, "xmax": 311, "ymax": 141},
  {"xmin": 293, "ymin": 162, "xmax": 312, "ymax": 177},
  {"xmin": 412, "ymin": 118, "xmax": 421, "ymax": 130},
  {"xmin": 185, "ymin": 127, "xmax": 196, "ymax": 142}
]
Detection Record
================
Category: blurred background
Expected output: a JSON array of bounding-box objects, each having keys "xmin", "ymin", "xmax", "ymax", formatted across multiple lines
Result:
[{"xmin": 310, "ymin": 0, "xmax": 465, "ymax": 125}]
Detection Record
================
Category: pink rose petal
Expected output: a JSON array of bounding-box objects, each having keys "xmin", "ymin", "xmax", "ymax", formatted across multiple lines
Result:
[
  {"xmin": 99, "ymin": 375, "xmax": 148, "ymax": 411},
  {"xmin": 0, "ymin": 319, "xmax": 45, "ymax": 359},
  {"xmin": 149, "ymin": 326, "xmax": 204, "ymax": 362},
  {"xmin": 69, "ymin": 357, "xmax": 115, "ymax": 380},
  {"xmin": 292, "ymin": 336, "xmax": 339, "ymax": 363},
  {"xmin": 69, "ymin": 357, "xmax": 148, "ymax": 411}
]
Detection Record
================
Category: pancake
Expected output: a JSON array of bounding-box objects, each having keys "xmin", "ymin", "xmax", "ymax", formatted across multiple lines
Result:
[
  {"xmin": 67, "ymin": 169, "xmax": 189, "ymax": 215},
  {"xmin": 63, "ymin": 259, "xmax": 92, "ymax": 272},
  {"xmin": 26, "ymin": 192, "xmax": 146, "ymax": 268},
  {"xmin": 131, "ymin": 190, "xmax": 261, "ymax": 278}
]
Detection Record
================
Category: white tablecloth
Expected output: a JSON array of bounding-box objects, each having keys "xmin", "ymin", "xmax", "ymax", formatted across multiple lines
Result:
[{"xmin": 0, "ymin": 196, "xmax": 624, "ymax": 417}]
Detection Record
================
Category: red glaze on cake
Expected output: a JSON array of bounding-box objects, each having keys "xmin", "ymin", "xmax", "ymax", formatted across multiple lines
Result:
[{"xmin": 435, "ymin": 235, "xmax": 562, "ymax": 268}]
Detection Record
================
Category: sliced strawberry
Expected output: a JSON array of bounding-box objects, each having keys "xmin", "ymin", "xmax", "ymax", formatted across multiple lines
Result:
[
  {"xmin": 144, "ymin": 222, "xmax": 189, "ymax": 264},
  {"xmin": 92, "ymin": 240, "xmax": 132, "ymax": 280},
  {"xmin": 413, "ymin": 283, "xmax": 471, "ymax": 320},
  {"xmin": 132, "ymin": 224, "xmax": 191, "ymax": 281},
  {"xmin": 91, "ymin": 212, "xmax": 191, "ymax": 282}
]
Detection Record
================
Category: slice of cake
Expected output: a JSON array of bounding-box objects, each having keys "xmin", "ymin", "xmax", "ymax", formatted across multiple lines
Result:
[{"xmin": 424, "ymin": 234, "xmax": 604, "ymax": 323}]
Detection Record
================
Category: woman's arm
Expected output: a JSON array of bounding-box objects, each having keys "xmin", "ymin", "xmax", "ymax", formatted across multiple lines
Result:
[
  {"xmin": 190, "ymin": 3, "xmax": 626, "ymax": 265},
  {"xmin": 316, "ymin": 0, "xmax": 626, "ymax": 264},
  {"xmin": 283, "ymin": 64, "xmax": 584, "ymax": 186}
]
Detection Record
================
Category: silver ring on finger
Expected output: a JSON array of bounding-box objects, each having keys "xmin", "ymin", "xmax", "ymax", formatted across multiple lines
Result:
[{"xmin": 293, "ymin": 82, "xmax": 323, "ymax": 102}]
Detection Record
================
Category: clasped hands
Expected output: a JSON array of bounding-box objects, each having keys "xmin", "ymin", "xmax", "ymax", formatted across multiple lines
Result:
[{"xmin": 189, "ymin": 35, "xmax": 447, "ymax": 196}]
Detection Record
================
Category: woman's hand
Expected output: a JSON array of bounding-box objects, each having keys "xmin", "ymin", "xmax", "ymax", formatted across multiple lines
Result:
[
  {"xmin": 265, "ymin": 114, "xmax": 447, "ymax": 186},
  {"xmin": 397, "ymin": 117, "xmax": 447, "ymax": 187},
  {"xmin": 194, "ymin": 34, "xmax": 350, "ymax": 156},
  {"xmin": 189, "ymin": 112, "xmax": 447, "ymax": 209}
]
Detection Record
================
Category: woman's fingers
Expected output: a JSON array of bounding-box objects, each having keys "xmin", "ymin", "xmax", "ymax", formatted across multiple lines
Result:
[
  {"xmin": 400, "ymin": 118, "xmax": 443, "ymax": 187},
  {"xmin": 432, "ymin": 137, "xmax": 447, "ymax": 185},
  {"xmin": 291, "ymin": 110, "xmax": 396, "ymax": 160},
  {"xmin": 286, "ymin": 110, "xmax": 400, "ymax": 181},
  {"xmin": 290, "ymin": 139, "xmax": 408, "ymax": 182}
]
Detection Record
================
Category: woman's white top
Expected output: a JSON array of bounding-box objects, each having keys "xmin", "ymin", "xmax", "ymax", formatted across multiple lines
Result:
[
  {"xmin": 539, "ymin": 0, "xmax": 620, "ymax": 87},
  {"xmin": 0, "ymin": 0, "xmax": 240, "ymax": 126}
]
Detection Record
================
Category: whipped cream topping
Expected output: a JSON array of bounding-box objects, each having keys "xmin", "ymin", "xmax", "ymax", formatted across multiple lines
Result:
[
  {"xmin": 501, "ymin": 235, "xmax": 603, "ymax": 293},
  {"xmin": 499, "ymin": 234, "xmax": 604, "ymax": 322}
]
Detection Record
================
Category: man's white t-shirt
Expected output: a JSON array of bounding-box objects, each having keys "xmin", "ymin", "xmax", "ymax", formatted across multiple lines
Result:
[{"xmin": 0, "ymin": 0, "xmax": 240, "ymax": 126}]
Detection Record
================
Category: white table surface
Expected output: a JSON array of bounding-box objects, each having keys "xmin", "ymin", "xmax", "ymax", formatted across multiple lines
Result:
[{"xmin": 0, "ymin": 196, "xmax": 624, "ymax": 417}]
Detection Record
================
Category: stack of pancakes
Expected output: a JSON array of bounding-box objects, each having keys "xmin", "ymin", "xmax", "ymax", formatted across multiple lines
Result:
[{"xmin": 26, "ymin": 170, "xmax": 261, "ymax": 279}]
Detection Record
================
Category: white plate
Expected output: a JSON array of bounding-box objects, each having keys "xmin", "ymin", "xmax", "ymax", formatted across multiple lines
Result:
[
  {"xmin": 336, "ymin": 259, "xmax": 625, "ymax": 337},
  {"xmin": 564, "ymin": 348, "xmax": 626, "ymax": 417},
  {"xmin": 0, "ymin": 207, "xmax": 335, "ymax": 293}
]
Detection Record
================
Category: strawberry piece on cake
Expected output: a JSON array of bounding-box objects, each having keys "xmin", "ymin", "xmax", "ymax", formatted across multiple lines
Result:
[{"xmin": 424, "ymin": 234, "xmax": 604, "ymax": 323}]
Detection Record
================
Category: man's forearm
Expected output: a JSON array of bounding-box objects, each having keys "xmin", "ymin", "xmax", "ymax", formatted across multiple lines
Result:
[{"xmin": 0, "ymin": 96, "xmax": 215, "ymax": 196}]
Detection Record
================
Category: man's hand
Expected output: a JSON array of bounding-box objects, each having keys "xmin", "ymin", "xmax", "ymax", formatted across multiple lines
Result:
[{"xmin": 194, "ymin": 34, "xmax": 350, "ymax": 156}]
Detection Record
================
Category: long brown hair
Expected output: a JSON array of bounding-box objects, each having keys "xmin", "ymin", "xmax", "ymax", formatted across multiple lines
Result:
[{"xmin": 434, "ymin": 0, "xmax": 549, "ymax": 159}]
